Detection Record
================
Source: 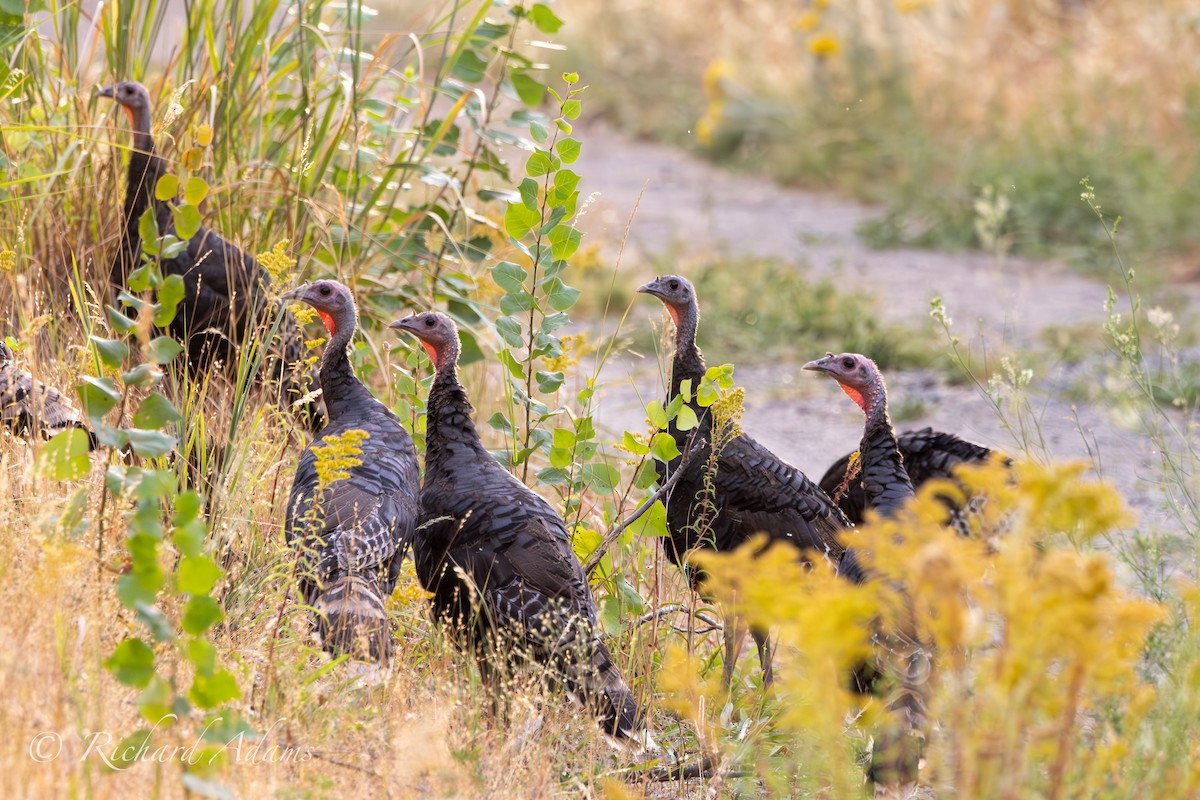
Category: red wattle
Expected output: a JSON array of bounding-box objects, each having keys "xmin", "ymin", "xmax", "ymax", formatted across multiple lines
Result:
[
  {"xmin": 839, "ymin": 383, "xmax": 868, "ymax": 414},
  {"xmin": 317, "ymin": 310, "xmax": 336, "ymax": 335},
  {"xmin": 421, "ymin": 340, "xmax": 439, "ymax": 364}
]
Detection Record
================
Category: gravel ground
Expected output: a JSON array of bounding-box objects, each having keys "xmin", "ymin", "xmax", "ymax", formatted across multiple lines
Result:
[{"xmin": 569, "ymin": 123, "xmax": 1196, "ymax": 532}]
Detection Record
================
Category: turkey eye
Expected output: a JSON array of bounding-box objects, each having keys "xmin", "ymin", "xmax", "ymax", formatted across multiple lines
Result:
[
  {"xmin": 319, "ymin": 285, "xmax": 331, "ymax": 296},
  {"xmin": 424, "ymin": 318, "xmax": 435, "ymax": 327},
  {"xmin": 669, "ymin": 280, "xmax": 679, "ymax": 290},
  {"xmin": 842, "ymin": 358, "xmax": 855, "ymax": 369}
]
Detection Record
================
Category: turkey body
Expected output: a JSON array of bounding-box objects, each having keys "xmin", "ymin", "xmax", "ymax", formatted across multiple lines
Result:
[
  {"xmin": 284, "ymin": 282, "xmax": 419, "ymax": 662},
  {"xmin": 820, "ymin": 427, "xmax": 1002, "ymax": 528},
  {"xmin": 637, "ymin": 277, "xmax": 857, "ymax": 585},
  {"xmin": 0, "ymin": 343, "xmax": 95, "ymax": 448},
  {"xmin": 103, "ymin": 81, "xmax": 323, "ymax": 429},
  {"xmin": 395, "ymin": 312, "xmax": 645, "ymax": 741}
]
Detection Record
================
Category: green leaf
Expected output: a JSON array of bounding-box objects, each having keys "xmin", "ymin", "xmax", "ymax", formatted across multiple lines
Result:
[
  {"xmin": 38, "ymin": 429, "xmax": 92, "ymax": 481},
  {"xmin": 518, "ymin": 177, "xmax": 539, "ymax": 211},
  {"xmin": 135, "ymin": 600, "xmax": 175, "ymax": 642},
  {"xmin": 536, "ymin": 370, "xmax": 564, "ymax": 393},
  {"xmin": 676, "ymin": 405, "xmax": 699, "ymax": 432},
  {"xmin": 178, "ymin": 555, "xmax": 223, "ymax": 595},
  {"xmin": 504, "ymin": 202, "xmax": 541, "ymax": 240},
  {"xmin": 622, "ymin": 431, "xmax": 650, "ymax": 456},
  {"xmin": 553, "ymin": 169, "xmax": 580, "ymax": 197},
  {"xmin": 451, "ymin": 49, "xmax": 488, "ymax": 83},
  {"xmin": 187, "ymin": 639, "xmax": 217, "ymax": 673},
  {"xmin": 491, "ymin": 261, "xmax": 528, "ymax": 294},
  {"xmin": 126, "ymin": 429, "xmax": 176, "ymax": 458},
  {"xmin": 182, "ymin": 595, "xmax": 223, "ymax": 635},
  {"xmin": 646, "ymin": 400, "xmax": 668, "ymax": 430},
  {"xmin": 549, "ymin": 446, "xmax": 572, "ymax": 469},
  {"xmin": 634, "ymin": 460, "xmax": 659, "ymax": 490},
  {"xmin": 495, "ymin": 315, "xmax": 524, "ymax": 348},
  {"xmin": 132, "ymin": 393, "xmax": 181, "ymax": 429},
  {"xmin": 548, "ymin": 225, "xmax": 582, "ymax": 261},
  {"xmin": 562, "ymin": 99, "xmax": 582, "ymax": 120},
  {"xmin": 543, "ymin": 277, "xmax": 581, "ymax": 312},
  {"xmin": 189, "ymin": 667, "xmax": 240, "ymax": 709},
  {"xmin": 650, "ymin": 432, "xmax": 682, "ymax": 463},
  {"xmin": 154, "ymin": 174, "xmax": 179, "ymax": 201},
  {"xmin": 555, "ymin": 137, "xmax": 581, "ymax": 164},
  {"xmin": 486, "ymin": 412, "xmax": 513, "ymax": 435},
  {"xmin": 496, "ymin": 349, "xmax": 526, "ymax": 380},
  {"xmin": 511, "ymin": 72, "xmax": 545, "ymax": 107},
  {"xmin": 137, "ymin": 676, "xmax": 174, "ymax": 723},
  {"xmin": 563, "ymin": 72, "xmax": 579, "ymax": 84},
  {"xmin": 581, "ymin": 462, "xmax": 620, "ymax": 493},
  {"xmin": 154, "ymin": 275, "xmax": 185, "ymax": 326},
  {"xmin": 172, "ymin": 204, "xmax": 202, "ymax": 241},
  {"xmin": 78, "ymin": 376, "xmax": 120, "ymax": 418},
  {"xmin": 183, "ymin": 176, "xmax": 208, "ymax": 205},
  {"xmin": 106, "ymin": 306, "xmax": 137, "ymax": 335},
  {"xmin": 499, "ymin": 290, "xmax": 534, "ymax": 316},
  {"xmin": 122, "ymin": 364, "xmax": 161, "ymax": 388},
  {"xmin": 525, "ymin": 151, "xmax": 559, "ymax": 177},
  {"xmin": 530, "ymin": 3, "xmax": 563, "ymax": 33},
  {"xmin": 138, "ymin": 207, "xmax": 159, "ymax": 252},
  {"xmin": 146, "ymin": 335, "xmax": 183, "ymax": 365},
  {"xmin": 530, "ymin": 121, "xmax": 547, "ymax": 146},
  {"xmin": 105, "ymin": 638, "xmax": 156, "ymax": 688},
  {"xmin": 679, "ymin": 379, "xmax": 693, "ymax": 403}
]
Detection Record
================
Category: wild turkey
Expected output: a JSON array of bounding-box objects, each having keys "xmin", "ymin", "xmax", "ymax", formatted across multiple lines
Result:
[
  {"xmin": 390, "ymin": 311, "xmax": 648, "ymax": 744},
  {"xmin": 283, "ymin": 281, "xmax": 419, "ymax": 663},
  {"xmin": 804, "ymin": 351, "xmax": 928, "ymax": 787},
  {"xmin": 636, "ymin": 275, "xmax": 861, "ymax": 687},
  {"xmin": 0, "ymin": 341, "xmax": 96, "ymax": 448},
  {"xmin": 819, "ymin": 427, "xmax": 1005, "ymax": 532},
  {"xmin": 99, "ymin": 81, "xmax": 323, "ymax": 430}
]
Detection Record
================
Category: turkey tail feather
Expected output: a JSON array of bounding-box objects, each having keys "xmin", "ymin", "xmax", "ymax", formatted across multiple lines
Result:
[
  {"xmin": 576, "ymin": 642, "xmax": 649, "ymax": 749},
  {"xmin": 314, "ymin": 575, "xmax": 393, "ymax": 663}
]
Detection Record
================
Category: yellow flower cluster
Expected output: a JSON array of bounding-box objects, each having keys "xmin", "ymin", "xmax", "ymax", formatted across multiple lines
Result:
[
  {"xmin": 684, "ymin": 459, "xmax": 1171, "ymax": 794},
  {"xmin": 542, "ymin": 333, "xmax": 592, "ymax": 372},
  {"xmin": 0, "ymin": 247, "xmax": 14, "ymax": 272},
  {"xmin": 312, "ymin": 429, "xmax": 368, "ymax": 490},
  {"xmin": 256, "ymin": 239, "xmax": 297, "ymax": 283},
  {"xmin": 695, "ymin": 59, "xmax": 731, "ymax": 148}
]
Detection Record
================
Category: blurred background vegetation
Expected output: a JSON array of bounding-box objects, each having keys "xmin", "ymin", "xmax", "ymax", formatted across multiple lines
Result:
[{"xmin": 559, "ymin": 0, "xmax": 1200, "ymax": 271}]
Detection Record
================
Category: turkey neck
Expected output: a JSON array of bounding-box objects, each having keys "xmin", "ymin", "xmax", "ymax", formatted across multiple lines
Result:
[
  {"xmin": 425, "ymin": 339, "xmax": 488, "ymax": 466},
  {"xmin": 859, "ymin": 376, "xmax": 915, "ymax": 516},
  {"xmin": 319, "ymin": 307, "xmax": 375, "ymax": 422},
  {"xmin": 669, "ymin": 300, "xmax": 706, "ymax": 397},
  {"xmin": 123, "ymin": 105, "xmax": 163, "ymax": 233}
]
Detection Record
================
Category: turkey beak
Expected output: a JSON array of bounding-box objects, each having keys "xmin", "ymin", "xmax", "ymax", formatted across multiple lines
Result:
[
  {"xmin": 635, "ymin": 280, "xmax": 658, "ymax": 296},
  {"xmin": 387, "ymin": 317, "xmax": 416, "ymax": 334},
  {"xmin": 802, "ymin": 357, "xmax": 833, "ymax": 375},
  {"xmin": 97, "ymin": 86, "xmax": 115, "ymax": 99},
  {"xmin": 279, "ymin": 286, "xmax": 308, "ymax": 302}
]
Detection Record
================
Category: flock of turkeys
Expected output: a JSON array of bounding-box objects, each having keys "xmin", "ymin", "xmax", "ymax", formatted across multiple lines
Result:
[{"xmin": 0, "ymin": 83, "xmax": 1008, "ymax": 785}]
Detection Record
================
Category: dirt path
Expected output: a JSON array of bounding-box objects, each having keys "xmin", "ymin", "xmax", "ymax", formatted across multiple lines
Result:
[{"xmin": 570, "ymin": 124, "xmax": 1185, "ymax": 529}]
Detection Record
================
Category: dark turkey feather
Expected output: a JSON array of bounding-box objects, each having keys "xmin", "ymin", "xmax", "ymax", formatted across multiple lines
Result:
[
  {"xmin": 0, "ymin": 342, "xmax": 96, "ymax": 448},
  {"xmin": 820, "ymin": 427, "xmax": 1004, "ymax": 530},
  {"xmin": 284, "ymin": 282, "xmax": 419, "ymax": 663},
  {"xmin": 394, "ymin": 312, "xmax": 646, "ymax": 744}
]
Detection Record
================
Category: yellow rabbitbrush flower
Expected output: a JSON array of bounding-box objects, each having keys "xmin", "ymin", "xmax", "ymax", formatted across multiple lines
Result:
[
  {"xmin": 257, "ymin": 239, "xmax": 298, "ymax": 283},
  {"xmin": 807, "ymin": 32, "xmax": 841, "ymax": 58},
  {"xmin": 691, "ymin": 458, "xmax": 1170, "ymax": 795},
  {"xmin": 311, "ymin": 429, "xmax": 368, "ymax": 490},
  {"xmin": 693, "ymin": 542, "xmax": 879, "ymax": 795}
]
